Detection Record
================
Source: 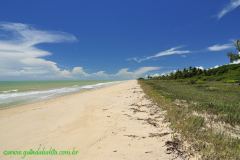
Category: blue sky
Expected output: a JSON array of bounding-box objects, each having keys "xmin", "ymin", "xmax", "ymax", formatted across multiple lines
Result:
[{"xmin": 0, "ymin": 0, "xmax": 240, "ymax": 80}]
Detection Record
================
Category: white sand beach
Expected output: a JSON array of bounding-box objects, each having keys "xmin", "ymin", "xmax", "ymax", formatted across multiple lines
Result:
[{"xmin": 0, "ymin": 80, "xmax": 180, "ymax": 160}]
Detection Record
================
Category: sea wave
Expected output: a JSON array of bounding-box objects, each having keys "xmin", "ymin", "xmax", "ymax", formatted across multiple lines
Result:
[
  {"xmin": 0, "ymin": 89, "xmax": 18, "ymax": 94},
  {"xmin": 0, "ymin": 81, "xmax": 120, "ymax": 107}
]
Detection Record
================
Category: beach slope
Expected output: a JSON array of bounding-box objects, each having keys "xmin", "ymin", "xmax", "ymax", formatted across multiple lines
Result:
[{"xmin": 0, "ymin": 80, "xmax": 177, "ymax": 160}]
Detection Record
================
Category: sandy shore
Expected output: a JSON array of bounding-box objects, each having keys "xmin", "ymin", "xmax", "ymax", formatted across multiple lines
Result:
[{"xmin": 0, "ymin": 80, "xmax": 181, "ymax": 160}]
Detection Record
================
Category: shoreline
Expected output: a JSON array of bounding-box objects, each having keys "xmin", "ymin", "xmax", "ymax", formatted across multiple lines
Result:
[
  {"xmin": 0, "ymin": 80, "xmax": 183, "ymax": 160},
  {"xmin": 0, "ymin": 81, "xmax": 122, "ymax": 111}
]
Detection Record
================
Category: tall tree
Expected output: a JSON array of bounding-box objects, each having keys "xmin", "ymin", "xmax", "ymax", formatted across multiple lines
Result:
[
  {"xmin": 227, "ymin": 52, "xmax": 239, "ymax": 63},
  {"xmin": 227, "ymin": 40, "xmax": 240, "ymax": 63},
  {"xmin": 235, "ymin": 40, "xmax": 240, "ymax": 52}
]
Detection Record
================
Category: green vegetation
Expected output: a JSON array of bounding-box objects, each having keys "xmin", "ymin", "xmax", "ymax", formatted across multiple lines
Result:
[
  {"xmin": 150, "ymin": 40, "xmax": 240, "ymax": 82},
  {"xmin": 228, "ymin": 40, "xmax": 240, "ymax": 63},
  {"xmin": 151, "ymin": 64, "xmax": 240, "ymax": 83},
  {"xmin": 138, "ymin": 41, "xmax": 240, "ymax": 159},
  {"xmin": 140, "ymin": 80, "xmax": 240, "ymax": 125},
  {"xmin": 228, "ymin": 52, "xmax": 240, "ymax": 63},
  {"xmin": 139, "ymin": 80, "xmax": 240, "ymax": 159},
  {"xmin": 227, "ymin": 40, "xmax": 240, "ymax": 63}
]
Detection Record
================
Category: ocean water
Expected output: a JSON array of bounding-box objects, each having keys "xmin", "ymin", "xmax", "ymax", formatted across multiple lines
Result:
[{"xmin": 0, "ymin": 81, "xmax": 118, "ymax": 108}]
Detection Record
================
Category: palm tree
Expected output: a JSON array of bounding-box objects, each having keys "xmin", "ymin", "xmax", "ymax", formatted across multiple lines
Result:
[
  {"xmin": 235, "ymin": 40, "xmax": 240, "ymax": 52},
  {"xmin": 227, "ymin": 40, "xmax": 240, "ymax": 63},
  {"xmin": 227, "ymin": 52, "xmax": 239, "ymax": 63}
]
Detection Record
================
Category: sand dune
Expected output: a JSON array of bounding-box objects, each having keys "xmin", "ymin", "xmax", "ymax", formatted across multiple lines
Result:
[{"xmin": 0, "ymin": 80, "xmax": 183, "ymax": 160}]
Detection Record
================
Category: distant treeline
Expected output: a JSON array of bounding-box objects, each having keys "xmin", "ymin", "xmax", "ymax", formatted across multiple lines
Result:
[
  {"xmin": 141, "ymin": 64, "xmax": 240, "ymax": 82},
  {"xmin": 139, "ymin": 40, "xmax": 240, "ymax": 82},
  {"xmin": 149, "ymin": 67, "xmax": 206, "ymax": 80}
]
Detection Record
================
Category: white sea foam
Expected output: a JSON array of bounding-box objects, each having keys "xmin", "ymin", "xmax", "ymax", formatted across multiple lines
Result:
[
  {"xmin": 0, "ymin": 89, "xmax": 18, "ymax": 94},
  {"xmin": 0, "ymin": 81, "xmax": 120, "ymax": 107}
]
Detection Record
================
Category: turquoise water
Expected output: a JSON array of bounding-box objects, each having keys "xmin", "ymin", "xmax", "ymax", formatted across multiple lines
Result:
[
  {"xmin": 0, "ymin": 81, "xmax": 106, "ymax": 92},
  {"xmin": 0, "ymin": 80, "xmax": 116, "ymax": 108}
]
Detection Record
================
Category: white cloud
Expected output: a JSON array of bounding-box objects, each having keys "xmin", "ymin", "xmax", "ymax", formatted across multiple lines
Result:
[
  {"xmin": 231, "ymin": 59, "xmax": 240, "ymax": 64},
  {"xmin": 0, "ymin": 22, "xmax": 159, "ymax": 80},
  {"xmin": 0, "ymin": 23, "xmax": 78, "ymax": 80},
  {"xmin": 149, "ymin": 73, "xmax": 160, "ymax": 78},
  {"xmin": 129, "ymin": 46, "xmax": 191, "ymax": 63},
  {"xmin": 72, "ymin": 67, "xmax": 88, "ymax": 76},
  {"xmin": 213, "ymin": 65, "xmax": 220, "ymax": 68},
  {"xmin": 114, "ymin": 67, "xmax": 160, "ymax": 79},
  {"xmin": 217, "ymin": 0, "xmax": 240, "ymax": 19},
  {"xmin": 159, "ymin": 70, "xmax": 177, "ymax": 76},
  {"xmin": 196, "ymin": 66, "xmax": 204, "ymax": 70},
  {"xmin": 207, "ymin": 43, "xmax": 234, "ymax": 51}
]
